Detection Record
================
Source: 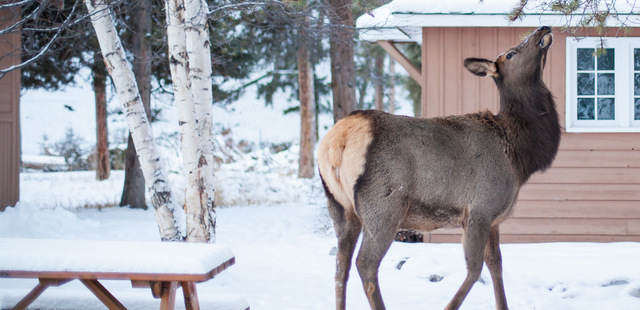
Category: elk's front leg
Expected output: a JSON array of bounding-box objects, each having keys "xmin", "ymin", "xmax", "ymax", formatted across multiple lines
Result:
[
  {"xmin": 445, "ymin": 212, "xmax": 491, "ymax": 310},
  {"xmin": 484, "ymin": 225, "xmax": 509, "ymax": 310}
]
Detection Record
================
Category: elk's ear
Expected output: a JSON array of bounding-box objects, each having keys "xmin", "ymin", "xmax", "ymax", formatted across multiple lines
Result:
[{"xmin": 464, "ymin": 58, "xmax": 498, "ymax": 77}]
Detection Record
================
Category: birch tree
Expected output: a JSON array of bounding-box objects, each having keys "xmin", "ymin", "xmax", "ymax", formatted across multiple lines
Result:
[
  {"xmin": 84, "ymin": 0, "xmax": 183, "ymax": 241},
  {"xmin": 165, "ymin": 0, "xmax": 216, "ymax": 242},
  {"xmin": 184, "ymin": 0, "xmax": 217, "ymax": 242}
]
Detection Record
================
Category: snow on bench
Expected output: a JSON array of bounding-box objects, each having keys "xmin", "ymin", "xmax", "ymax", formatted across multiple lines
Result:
[{"xmin": 0, "ymin": 238, "xmax": 248, "ymax": 310}]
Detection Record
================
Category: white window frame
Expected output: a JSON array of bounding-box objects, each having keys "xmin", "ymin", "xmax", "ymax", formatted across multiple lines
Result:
[{"xmin": 566, "ymin": 37, "xmax": 640, "ymax": 132}]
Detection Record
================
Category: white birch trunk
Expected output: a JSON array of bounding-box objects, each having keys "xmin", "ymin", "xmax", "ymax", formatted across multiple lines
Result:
[
  {"xmin": 84, "ymin": 0, "xmax": 183, "ymax": 241},
  {"xmin": 184, "ymin": 0, "xmax": 216, "ymax": 242},
  {"xmin": 164, "ymin": 0, "xmax": 209, "ymax": 243}
]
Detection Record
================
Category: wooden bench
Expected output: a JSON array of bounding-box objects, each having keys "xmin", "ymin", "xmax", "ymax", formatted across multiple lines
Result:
[{"xmin": 0, "ymin": 238, "xmax": 249, "ymax": 310}]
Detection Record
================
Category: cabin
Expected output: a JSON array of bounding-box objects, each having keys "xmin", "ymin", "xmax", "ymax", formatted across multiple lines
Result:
[
  {"xmin": 357, "ymin": 0, "xmax": 640, "ymax": 242},
  {"xmin": 0, "ymin": 6, "xmax": 21, "ymax": 211}
]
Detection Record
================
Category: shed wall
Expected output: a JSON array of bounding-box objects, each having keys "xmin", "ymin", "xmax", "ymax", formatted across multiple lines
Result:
[
  {"xmin": 0, "ymin": 8, "xmax": 21, "ymax": 211},
  {"xmin": 421, "ymin": 27, "xmax": 640, "ymax": 243}
]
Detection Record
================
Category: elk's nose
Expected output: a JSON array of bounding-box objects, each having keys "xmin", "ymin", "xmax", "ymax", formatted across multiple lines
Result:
[{"xmin": 537, "ymin": 26, "xmax": 551, "ymax": 32}]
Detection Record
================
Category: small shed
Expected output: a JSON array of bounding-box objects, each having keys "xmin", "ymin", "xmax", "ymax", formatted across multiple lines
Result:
[
  {"xmin": 357, "ymin": 0, "xmax": 640, "ymax": 242},
  {"xmin": 0, "ymin": 6, "xmax": 21, "ymax": 211}
]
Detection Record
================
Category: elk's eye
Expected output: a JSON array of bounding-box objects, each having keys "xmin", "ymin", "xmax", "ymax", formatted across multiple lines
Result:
[{"xmin": 506, "ymin": 52, "xmax": 515, "ymax": 60}]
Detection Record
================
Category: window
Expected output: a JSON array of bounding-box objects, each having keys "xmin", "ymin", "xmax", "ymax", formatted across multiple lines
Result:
[{"xmin": 566, "ymin": 37, "xmax": 640, "ymax": 132}]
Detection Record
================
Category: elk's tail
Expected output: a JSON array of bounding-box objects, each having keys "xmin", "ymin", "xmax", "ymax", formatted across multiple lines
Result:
[{"xmin": 317, "ymin": 113, "xmax": 374, "ymax": 213}]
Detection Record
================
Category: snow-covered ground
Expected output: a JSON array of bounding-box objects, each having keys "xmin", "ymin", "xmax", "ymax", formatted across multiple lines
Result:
[
  {"xmin": 3, "ymin": 68, "xmax": 640, "ymax": 309},
  {"xmin": 1, "ymin": 172, "xmax": 640, "ymax": 309}
]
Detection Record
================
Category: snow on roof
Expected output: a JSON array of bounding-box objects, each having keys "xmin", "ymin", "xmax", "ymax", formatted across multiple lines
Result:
[{"xmin": 356, "ymin": 0, "xmax": 640, "ymax": 42}]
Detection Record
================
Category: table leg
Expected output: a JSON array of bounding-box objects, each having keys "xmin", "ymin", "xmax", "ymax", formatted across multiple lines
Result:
[
  {"xmin": 159, "ymin": 281, "xmax": 178, "ymax": 310},
  {"xmin": 181, "ymin": 281, "xmax": 200, "ymax": 310},
  {"xmin": 11, "ymin": 283, "xmax": 47, "ymax": 310},
  {"xmin": 80, "ymin": 279, "xmax": 126, "ymax": 310},
  {"xmin": 11, "ymin": 278, "xmax": 71, "ymax": 310}
]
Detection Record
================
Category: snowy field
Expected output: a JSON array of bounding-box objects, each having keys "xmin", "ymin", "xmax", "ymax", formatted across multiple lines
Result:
[
  {"xmin": 1, "ymin": 172, "xmax": 640, "ymax": 309},
  {"xmin": 2, "ymin": 70, "xmax": 640, "ymax": 309}
]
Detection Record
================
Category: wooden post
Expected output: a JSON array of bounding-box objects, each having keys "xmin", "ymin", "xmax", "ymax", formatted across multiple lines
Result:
[
  {"xmin": 80, "ymin": 279, "xmax": 127, "ymax": 310},
  {"xmin": 159, "ymin": 281, "xmax": 178, "ymax": 310},
  {"xmin": 181, "ymin": 281, "xmax": 200, "ymax": 310},
  {"xmin": 377, "ymin": 40, "xmax": 422, "ymax": 86}
]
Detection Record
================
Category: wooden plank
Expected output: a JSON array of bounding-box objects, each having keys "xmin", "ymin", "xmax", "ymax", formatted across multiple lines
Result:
[
  {"xmin": 512, "ymin": 200, "xmax": 640, "ymax": 219},
  {"xmin": 428, "ymin": 234, "xmax": 461, "ymax": 243},
  {"xmin": 551, "ymin": 150, "xmax": 640, "ymax": 168},
  {"xmin": 378, "ymin": 41, "xmax": 421, "ymax": 85},
  {"xmin": 629, "ymin": 220, "xmax": 640, "ymax": 234},
  {"xmin": 528, "ymin": 167, "xmax": 640, "ymax": 184},
  {"xmin": 519, "ymin": 183, "xmax": 640, "ymax": 201},
  {"xmin": 477, "ymin": 27, "xmax": 498, "ymax": 113},
  {"xmin": 427, "ymin": 233, "xmax": 640, "ymax": 243},
  {"xmin": 428, "ymin": 218, "xmax": 638, "ymax": 236},
  {"xmin": 461, "ymin": 27, "xmax": 480, "ymax": 115},
  {"xmin": 181, "ymin": 281, "xmax": 200, "ymax": 310},
  {"xmin": 498, "ymin": 234, "xmax": 640, "ymax": 243},
  {"xmin": 559, "ymin": 133, "xmax": 640, "ymax": 151},
  {"xmin": 443, "ymin": 28, "xmax": 461, "ymax": 116},
  {"xmin": 80, "ymin": 279, "xmax": 127, "ymax": 310},
  {"xmin": 499, "ymin": 218, "xmax": 631, "ymax": 235},
  {"xmin": 150, "ymin": 281, "xmax": 164, "ymax": 298},
  {"xmin": 11, "ymin": 282, "xmax": 49, "ymax": 310},
  {"xmin": 160, "ymin": 281, "xmax": 178, "ymax": 310},
  {"xmin": 423, "ymin": 28, "xmax": 443, "ymax": 118},
  {"xmin": 548, "ymin": 30, "xmax": 567, "ymax": 128}
]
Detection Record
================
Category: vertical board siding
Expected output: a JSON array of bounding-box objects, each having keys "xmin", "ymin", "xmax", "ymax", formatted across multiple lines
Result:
[
  {"xmin": 443, "ymin": 28, "xmax": 461, "ymax": 116},
  {"xmin": 0, "ymin": 7, "xmax": 20, "ymax": 211},
  {"xmin": 461, "ymin": 28, "xmax": 480, "ymax": 114},
  {"xmin": 421, "ymin": 27, "xmax": 640, "ymax": 242}
]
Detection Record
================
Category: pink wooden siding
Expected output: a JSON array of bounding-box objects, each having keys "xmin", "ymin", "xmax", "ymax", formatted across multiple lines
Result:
[
  {"xmin": 420, "ymin": 27, "xmax": 640, "ymax": 243},
  {"xmin": 0, "ymin": 7, "xmax": 20, "ymax": 211}
]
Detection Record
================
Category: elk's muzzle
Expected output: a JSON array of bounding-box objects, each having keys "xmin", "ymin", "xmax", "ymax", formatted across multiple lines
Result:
[{"xmin": 538, "ymin": 27, "xmax": 553, "ymax": 49}]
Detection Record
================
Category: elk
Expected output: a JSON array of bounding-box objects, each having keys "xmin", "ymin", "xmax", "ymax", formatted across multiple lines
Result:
[{"xmin": 317, "ymin": 26, "xmax": 560, "ymax": 310}]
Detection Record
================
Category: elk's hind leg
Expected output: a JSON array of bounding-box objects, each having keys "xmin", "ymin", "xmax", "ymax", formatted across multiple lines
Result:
[
  {"xmin": 445, "ymin": 212, "xmax": 492, "ymax": 310},
  {"xmin": 485, "ymin": 225, "xmax": 509, "ymax": 310},
  {"xmin": 354, "ymin": 196, "xmax": 408, "ymax": 310},
  {"xmin": 327, "ymin": 195, "xmax": 362, "ymax": 310}
]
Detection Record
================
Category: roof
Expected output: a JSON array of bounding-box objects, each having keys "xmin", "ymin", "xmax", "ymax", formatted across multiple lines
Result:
[{"xmin": 356, "ymin": 0, "xmax": 640, "ymax": 43}]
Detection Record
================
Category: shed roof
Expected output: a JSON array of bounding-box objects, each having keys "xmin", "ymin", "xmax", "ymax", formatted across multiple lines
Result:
[{"xmin": 356, "ymin": 0, "xmax": 640, "ymax": 43}]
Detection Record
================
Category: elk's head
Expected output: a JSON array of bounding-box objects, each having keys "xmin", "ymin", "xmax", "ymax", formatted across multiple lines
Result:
[{"xmin": 464, "ymin": 26, "xmax": 553, "ymax": 85}]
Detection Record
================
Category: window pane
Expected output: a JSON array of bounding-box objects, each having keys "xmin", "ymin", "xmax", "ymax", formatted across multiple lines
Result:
[
  {"xmin": 578, "ymin": 98, "xmax": 595, "ymax": 120},
  {"xmin": 577, "ymin": 48, "xmax": 594, "ymax": 70},
  {"xmin": 597, "ymin": 98, "xmax": 615, "ymax": 120},
  {"xmin": 577, "ymin": 73, "xmax": 595, "ymax": 95},
  {"xmin": 597, "ymin": 73, "xmax": 615, "ymax": 95},
  {"xmin": 597, "ymin": 48, "xmax": 615, "ymax": 70},
  {"xmin": 635, "ymin": 49, "xmax": 640, "ymax": 71},
  {"xmin": 635, "ymin": 98, "xmax": 640, "ymax": 120},
  {"xmin": 635, "ymin": 73, "xmax": 640, "ymax": 96}
]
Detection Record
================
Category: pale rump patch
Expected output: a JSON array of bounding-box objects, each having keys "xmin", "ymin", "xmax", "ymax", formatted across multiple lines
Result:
[{"xmin": 317, "ymin": 114, "xmax": 373, "ymax": 213}]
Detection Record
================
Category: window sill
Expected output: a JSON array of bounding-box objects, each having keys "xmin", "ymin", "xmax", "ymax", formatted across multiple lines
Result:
[{"xmin": 566, "ymin": 127, "xmax": 640, "ymax": 133}]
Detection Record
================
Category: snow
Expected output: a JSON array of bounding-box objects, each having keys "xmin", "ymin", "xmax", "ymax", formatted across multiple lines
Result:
[
  {"xmin": 356, "ymin": 0, "xmax": 640, "ymax": 42},
  {"xmin": 1, "ymin": 184, "xmax": 640, "ymax": 309},
  {"xmin": 21, "ymin": 155, "xmax": 66, "ymax": 166},
  {"xmin": 0, "ymin": 237, "xmax": 234, "ymax": 275}
]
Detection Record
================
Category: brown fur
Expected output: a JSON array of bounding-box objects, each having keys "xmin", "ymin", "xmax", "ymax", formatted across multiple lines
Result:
[
  {"xmin": 317, "ymin": 113, "xmax": 374, "ymax": 213},
  {"xmin": 319, "ymin": 27, "xmax": 560, "ymax": 310}
]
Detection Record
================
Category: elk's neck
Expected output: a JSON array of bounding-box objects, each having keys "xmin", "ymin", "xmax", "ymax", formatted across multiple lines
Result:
[{"xmin": 496, "ymin": 82, "xmax": 561, "ymax": 184}]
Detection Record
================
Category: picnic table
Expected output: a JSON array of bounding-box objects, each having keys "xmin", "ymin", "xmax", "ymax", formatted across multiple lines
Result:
[{"xmin": 0, "ymin": 238, "xmax": 249, "ymax": 310}]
